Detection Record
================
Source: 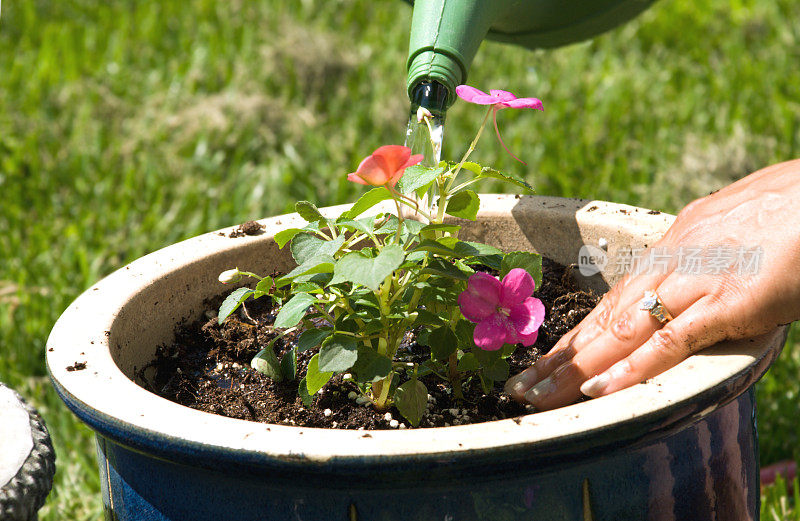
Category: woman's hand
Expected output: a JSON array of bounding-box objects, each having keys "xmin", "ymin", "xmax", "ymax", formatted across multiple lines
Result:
[{"xmin": 505, "ymin": 159, "xmax": 800, "ymax": 410}]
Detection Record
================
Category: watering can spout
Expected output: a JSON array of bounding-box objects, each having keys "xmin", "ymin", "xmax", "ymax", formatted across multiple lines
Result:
[
  {"xmin": 406, "ymin": 0, "xmax": 508, "ymax": 110},
  {"xmin": 405, "ymin": 0, "xmax": 658, "ymax": 109}
]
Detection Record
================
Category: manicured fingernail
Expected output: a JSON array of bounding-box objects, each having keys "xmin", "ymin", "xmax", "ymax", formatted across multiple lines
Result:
[
  {"xmin": 524, "ymin": 376, "xmax": 555, "ymax": 403},
  {"xmin": 580, "ymin": 373, "xmax": 610, "ymax": 397},
  {"xmin": 505, "ymin": 368, "xmax": 538, "ymax": 395}
]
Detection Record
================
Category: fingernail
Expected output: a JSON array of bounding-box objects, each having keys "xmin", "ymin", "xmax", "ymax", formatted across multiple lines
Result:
[
  {"xmin": 580, "ymin": 373, "xmax": 610, "ymax": 397},
  {"xmin": 505, "ymin": 368, "xmax": 538, "ymax": 395},
  {"xmin": 524, "ymin": 376, "xmax": 555, "ymax": 403}
]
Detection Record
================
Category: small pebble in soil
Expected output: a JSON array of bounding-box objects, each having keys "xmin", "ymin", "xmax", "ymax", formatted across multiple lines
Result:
[
  {"xmin": 323, "ymin": 408, "xmax": 332, "ymax": 417},
  {"xmin": 389, "ymin": 419, "xmax": 399, "ymax": 428},
  {"xmin": 384, "ymin": 412, "xmax": 392, "ymax": 421}
]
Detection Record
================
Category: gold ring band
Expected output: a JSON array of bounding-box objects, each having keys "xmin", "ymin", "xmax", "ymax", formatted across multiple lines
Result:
[{"xmin": 640, "ymin": 290, "xmax": 673, "ymax": 324}]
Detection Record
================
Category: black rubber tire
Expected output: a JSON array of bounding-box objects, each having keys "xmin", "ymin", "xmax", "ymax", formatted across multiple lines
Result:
[{"xmin": 0, "ymin": 384, "xmax": 56, "ymax": 521}]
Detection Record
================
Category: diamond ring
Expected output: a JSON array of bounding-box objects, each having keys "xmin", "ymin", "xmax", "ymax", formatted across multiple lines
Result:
[{"xmin": 639, "ymin": 290, "xmax": 673, "ymax": 324}]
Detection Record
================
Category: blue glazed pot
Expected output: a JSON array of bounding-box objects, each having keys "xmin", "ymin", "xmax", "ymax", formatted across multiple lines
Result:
[{"xmin": 47, "ymin": 196, "xmax": 786, "ymax": 521}]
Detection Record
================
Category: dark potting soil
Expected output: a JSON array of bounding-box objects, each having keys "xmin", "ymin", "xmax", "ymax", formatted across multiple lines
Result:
[{"xmin": 140, "ymin": 259, "xmax": 600, "ymax": 430}]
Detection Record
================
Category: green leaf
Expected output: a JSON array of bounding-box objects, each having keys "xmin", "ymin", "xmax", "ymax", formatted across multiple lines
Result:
[
  {"xmin": 500, "ymin": 342, "xmax": 518, "ymax": 358},
  {"xmin": 468, "ymin": 254, "xmax": 503, "ymax": 271},
  {"xmin": 420, "ymin": 223, "xmax": 461, "ymax": 235},
  {"xmin": 427, "ymin": 325, "xmax": 458, "ymax": 361},
  {"xmin": 395, "ymin": 164, "xmax": 445, "ymax": 195},
  {"xmin": 276, "ymin": 255, "xmax": 335, "ymax": 287},
  {"xmin": 421, "ymin": 258, "xmax": 470, "ymax": 280},
  {"xmin": 412, "ymin": 239, "xmax": 458, "ymax": 257},
  {"xmin": 457, "ymin": 352, "xmax": 480, "ymax": 371},
  {"xmin": 403, "ymin": 250, "xmax": 427, "ymax": 264},
  {"xmin": 292, "ymin": 281, "xmax": 323, "ymax": 294},
  {"xmin": 394, "ymin": 379, "xmax": 428, "ymax": 427},
  {"xmin": 297, "ymin": 328, "xmax": 333, "ymax": 353},
  {"xmin": 446, "ymin": 190, "xmax": 480, "ymax": 220},
  {"xmin": 344, "ymin": 188, "xmax": 393, "ymax": 219},
  {"xmin": 318, "ymin": 335, "xmax": 359, "ymax": 372},
  {"xmin": 298, "ymin": 377, "xmax": 313, "ymax": 407},
  {"xmin": 291, "ymin": 233, "xmax": 346, "ymax": 265},
  {"xmin": 335, "ymin": 218, "xmax": 373, "ymax": 237},
  {"xmin": 333, "ymin": 244, "xmax": 404, "ymax": 291},
  {"xmin": 304, "ymin": 354, "xmax": 333, "ymax": 396},
  {"xmin": 412, "ymin": 309, "xmax": 446, "ymax": 327},
  {"xmin": 253, "ymin": 276, "xmax": 273, "ymax": 298},
  {"xmin": 475, "ymin": 166, "xmax": 533, "ymax": 192},
  {"xmin": 454, "ymin": 241, "xmax": 503, "ymax": 257},
  {"xmin": 500, "ymin": 251, "xmax": 543, "ymax": 289},
  {"xmin": 274, "ymin": 228, "xmax": 305, "ymax": 248},
  {"xmin": 273, "ymin": 293, "xmax": 317, "ymax": 329},
  {"xmin": 280, "ymin": 347, "xmax": 297, "ymax": 380},
  {"xmin": 454, "ymin": 320, "xmax": 476, "ymax": 348},
  {"xmin": 373, "ymin": 215, "xmax": 399, "ymax": 236},
  {"xmin": 401, "ymin": 219, "xmax": 426, "ymax": 238},
  {"xmin": 479, "ymin": 374, "xmax": 493, "ymax": 394},
  {"xmin": 296, "ymin": 201, "xmax": 325, "ymax": 223},
  {"xmin": 290, "ymin": 233, "xmax": 323, "ymax": 265},
  {"xmin": 351, "ymin": 346, "xmax": 393, "ymax": 383},
  {"xmin": 251, "ymin": 338, "xmax": 283, "ymax": 381},
  {"xmin": 483, "ymin": 358, "xmax": 509, "ymax": 381},
  {"xmin": 459, "ymin": 161, "xmax": 482, "ymax": 175},
  {"xmin": 217, "ymin": 287, "xmax": 254, "ymax": 323},
  {"xmin": 419, "ymin": 282, "xmax": 460, "ymax": 306},
  {"xmin": 473, "ymin": 346, "xmax": 503, "ymax": 367}
]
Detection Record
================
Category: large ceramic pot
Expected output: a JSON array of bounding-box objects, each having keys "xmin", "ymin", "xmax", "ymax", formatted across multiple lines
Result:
[{"xmin": 47, "ymin": 195, "xmax": 786, "ymax": 521}]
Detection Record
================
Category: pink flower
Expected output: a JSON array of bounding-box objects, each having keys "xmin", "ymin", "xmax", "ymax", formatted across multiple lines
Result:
[
  {"xmin": 347, "ymin": 145, "xmax": 424, "ymax": 187},
  {"xmin": 458, "ymin": 268, "xmax": 545, "ymax": 351},
  {"xmin": 455, "ymin": 85, "xmax": 543, "ymax": 164}
]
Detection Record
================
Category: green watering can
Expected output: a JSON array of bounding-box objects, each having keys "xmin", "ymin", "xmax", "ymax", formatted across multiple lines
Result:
[{"xmin": 405, "ymin": 0, "xmax": 657, "ymax": 112}]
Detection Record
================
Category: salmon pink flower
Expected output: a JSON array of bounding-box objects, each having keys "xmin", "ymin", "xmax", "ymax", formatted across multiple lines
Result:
[
  {"xmin": 458, "ymin": 268, "xmax": 545, "ymax": 351},
  {"xmin": 347, "ymin": 145, "xmax": 424, "ymax": 187},
  {"xmin": 455, "ymin": 85, "xmax": 543, "ymax": 164}
]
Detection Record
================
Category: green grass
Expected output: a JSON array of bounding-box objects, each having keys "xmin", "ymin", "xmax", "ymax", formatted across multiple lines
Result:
[{"xmin": 1, "ymin": 0, "xmax": 799, "ymax": 518}]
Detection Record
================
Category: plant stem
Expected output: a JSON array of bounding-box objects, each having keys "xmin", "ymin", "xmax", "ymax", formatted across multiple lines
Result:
[
  {"xmin": 390, "ymin": 192, "xmax": 405, "ymax": 244},
  {"xmin": 311, "ymin": 303, "xmax": 336, "ymax": 324},
  {"xmin": 447, "ymin": 352, "xmax": 464, "ymax": 401},
  {"xmin": 445, "ymin": 107, "xmax": 492, "ymax": 194},
  {"xmin": 372, "ymin": 372, "xmax": 393, "ymax": 410},
  {"xmin": 389, "ymin": 186, "xmax": 434, "ymax": 222}
]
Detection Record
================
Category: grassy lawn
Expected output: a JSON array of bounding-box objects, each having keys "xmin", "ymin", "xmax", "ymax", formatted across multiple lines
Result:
[{"xmin": 1, "ymin": 0, "xmax": 799, "ymax": 518}]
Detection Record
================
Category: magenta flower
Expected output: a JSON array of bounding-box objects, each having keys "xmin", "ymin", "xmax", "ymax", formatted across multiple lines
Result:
[
  {"xmin": 458, "ymin": 268, "xmax": 545, "ymax": 351},
  {"xmin": 455, "ymin": 85, "xmax": 543, "ymax": 164}
]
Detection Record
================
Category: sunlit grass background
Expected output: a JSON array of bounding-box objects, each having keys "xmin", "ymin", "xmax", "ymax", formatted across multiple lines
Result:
[{"xmin": 2, "ymin": 0, "xmax": 799, "ymax": 518}]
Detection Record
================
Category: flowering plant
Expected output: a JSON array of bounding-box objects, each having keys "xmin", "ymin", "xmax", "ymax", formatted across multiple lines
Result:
[{"xmin": 218, "ymin": 86, "xmax": 545, "ymax": 427}]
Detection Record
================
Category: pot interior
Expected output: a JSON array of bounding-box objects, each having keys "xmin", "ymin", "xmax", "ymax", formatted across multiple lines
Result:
[
  {"xmin": 110, "ymin": 196, "xmax": 653, "ymax": 381},
  {"xmin": 47, "ymin": 195, "xmax": 784, "ymax": 462}
]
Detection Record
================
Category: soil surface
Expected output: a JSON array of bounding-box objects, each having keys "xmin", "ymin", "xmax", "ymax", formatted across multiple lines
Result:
[{"xmin": 140, "ymin": 259, "xmax": 599, "ymax": 430}]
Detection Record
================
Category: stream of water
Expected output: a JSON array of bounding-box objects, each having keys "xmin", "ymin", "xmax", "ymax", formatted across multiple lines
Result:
[{"xmin": 404, "ymin": 112, "xmax": 444, "ymax": 167}]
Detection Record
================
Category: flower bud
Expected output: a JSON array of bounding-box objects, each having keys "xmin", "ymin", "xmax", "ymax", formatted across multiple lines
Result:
[
  {"xmin": 416, "ymin": 106, "xmax": 433, "ymax": 123},
  {"xmin": 218, "ymin": 268, "xmax": 242, "ymax": 284}
]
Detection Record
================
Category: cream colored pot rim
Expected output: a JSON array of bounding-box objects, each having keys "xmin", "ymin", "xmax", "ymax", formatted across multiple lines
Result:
[{"xmin": 46, "ymin": 195, "xmax": 781, "ymax": 463}]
